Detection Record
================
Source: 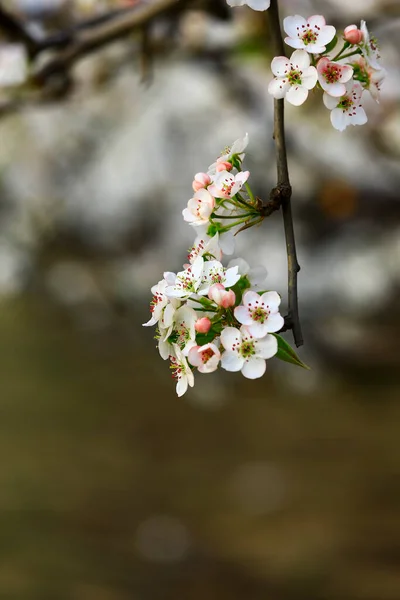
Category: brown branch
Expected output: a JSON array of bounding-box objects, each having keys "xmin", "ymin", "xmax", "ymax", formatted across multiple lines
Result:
[
  {"xmin": 33, "ymin": 0, "xmax": 192, "ymax": 84},
  {"xmin": 267, "ymin": 0, "xmax": 303, "ymax": 347}
]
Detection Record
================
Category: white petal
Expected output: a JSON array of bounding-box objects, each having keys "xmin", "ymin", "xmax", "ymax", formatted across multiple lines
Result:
[
  {"xmin": 286, "ymin": 85, "xmax": 308, "ymax": 106},
  {"xmin": 321, "ymin": 81, "xmax": 346, "ymax": 96},
  {"xmin": 339, "ymin": 65, "xmax": 354, "ymax": 83},
  {"xmin": 330, "ymin": 108, "xmax": 348, "ymax": 131},
  {"xmin": 265, "ymin": 312, "xmax": 285, "ymax": 333},
  {"xmin": 283, "ymin": 15, "xmax": 307, "ymax": 39},
  {"xmin": 247, "ymin": 321, "xmax": 269, "ymax": 338},
  {"xmin": 176, "ymin": 377, "xmax": 188, "ymax": 397},
  {"xmin": 234, "ymin": 305, "xmax": 253, "ymax": 325},
  {"xmin": 255, "ymin": 334, "xmax": 278, "ymax": 359},
  {"xmin": 301, "ymin": 67, "xmax": 318, "ymax": 90},
  {"xmin": 241, "ymin": 357, "xmax": 266, "ymax": 379},
  {"xmin": 221, "ymin": 326, "xmax": 242, "ymax": 351},
  {"xmin": 317, "ymin": 26, "xmax": 336, "ymax": 45},
  {"xmin": 260, "ymin": 291, "xmax": 281, "ymax": 311},
  {"xmin": 290, "ymin": 49, "xmax": 310, "ymax": 70},
  {"xmin": 226, "ymin": 0, "xmax": 246, "ymax": 5},
  {"xmin": 268, "ymin": 78, "xmax": 290, "ymax": 99},
  {"xmin": 242, "ymin": 290, "xmax": 261, "ymax": 307},
  {"xmin": 284, "ymin": 37, "xmax": 305, "ymax": 50},
  {"xmin": 219, "ymin": 232, "xmax": 235, "ymax": 255},
  {"xmin": 323, "ymin": 92, "xmax": 338, "ymax": 109},
  {"xmin": 221, "ymin": 351, "xmax": 244, "ymax": 372},
  {"xmin": 349, "ymin": 107, "xmax": 368, "ymax": 126},
  {"xmin": 224, "ymin": 265, "xmax": 240, "ymax": 288},
  {"xmin": 227, "ymin": 257, "xmax": 250, "ymax": 276},
  {"xmin": 246, "ymin": 0, "xmax": 270, "ymax": 10},
  {"xmin": 307, "ymin": 15, "xmax": 326, "ymax": 29},
  {"xmin": 271, "ymin": 56, "xmax": 291, "ymax": 77}
]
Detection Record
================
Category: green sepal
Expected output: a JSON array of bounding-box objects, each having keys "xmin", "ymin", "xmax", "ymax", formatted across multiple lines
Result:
[
  {"xmin": 324, "ymin": 35, "xmax": 339, "ymax": 54},
  {"xmin": 272, "ymin": 334, "xmax": 310, "ymax": 370}
]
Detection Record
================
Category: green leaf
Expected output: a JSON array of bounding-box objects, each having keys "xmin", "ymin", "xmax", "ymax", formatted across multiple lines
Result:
[
  {"xmin": 323, "ymin": 35, "xmax": 338, "ymax": 54},
  {"xmin": 272, "ymin": 334, "xmax": 311, "ymax": 370}
]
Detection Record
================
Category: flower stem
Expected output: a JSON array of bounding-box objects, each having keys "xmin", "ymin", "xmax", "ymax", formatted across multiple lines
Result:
[{"xmin": 332, "ymin": 48, "xmax": 360, "ymax": 62}]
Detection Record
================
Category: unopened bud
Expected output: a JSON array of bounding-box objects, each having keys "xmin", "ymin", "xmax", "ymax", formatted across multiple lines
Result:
[
  {"xmin": 192, "ymin": 172, "xmax": 211, "ymax": 192},
  {"xmin": 195, "ymin": 317, "xmax": 212, "ymax": 333},
  {"xmin": 216, "ymin": 161, "xmax": 233, "ymax": 173},
  {"xmin": 209, "ymin": 283, "xmax": 236, "ymax": 308},
  {"xmin": 344, "ymin": 25, "xmax": 363, "ymax": 45}
]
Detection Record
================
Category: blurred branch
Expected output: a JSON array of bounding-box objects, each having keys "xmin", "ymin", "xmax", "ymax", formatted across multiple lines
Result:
[
  {"xmin": 268, "ymin": 0, "xmax": 303, "ymax": 348},
  {"xmin": 33, "ymin": 0, "xmax": 191, "ymax": 84}
]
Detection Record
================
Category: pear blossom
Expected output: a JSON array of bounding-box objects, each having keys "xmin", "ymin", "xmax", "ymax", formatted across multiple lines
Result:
[
  {"xmin": 220, "ymin": 326, "xmax": 277, "ymax": 379},
  {"xmin": 360, "ymin": 20, "xmax": 381, "ymax": 69},
  {"xmin": 195, "ymin": 227, "xmax": 236, "ymax": 256},
  {"xmin": 188, "ymin": 343, "xmax": 221, "ymax": 374},
  {"xmin": 283, "ymin": 15, "xmax": 336, "ymax": 54},
  {"xmin": 208, "ymin": 283, "xmax": 236, "ymax": 308},
  {"xmin": 208, "ymin": 133, "xmax": 249, "ymax": 175},
  {"xmin": 169, "ymin": 344, "xmax": 194, "ymax": 397},
  {"xmin": 268, "ymin": 50, "xmax": 317, "ymax": 106},
  {"xmin": 172, "ymin": 305, "xmax": 198, "ymax": 356},
  {"xmin": 182, "ymin": 188, "xmax": 215, "ymax": 226},
  {"xmin": 227, "ymin": 258, "xmax": 267, "ymax": 289},
  {"xmin": 192, "ymin": 172, "xmax": 211, "ymax": 192},
  {"xmin": 323, "ymin": 81, "xmax": 367, "ymax": 131},
  {"xmin": 197, "ymin": 260, "xmax": 240, "ymax": 296},
  {"xmin": 187, "ymin": 234, "xmax": 223, "ymax": 265},
  {"xmin": 143, "ymin": 278, "xmax": 180, "ymax": 328},
  {"xmin": 234, "ymin": 291, "xmax": 284, "ymax": 337},
  {"xmin": 165, "ymin": 256, "xmax": 204, "ymax": 299},
  {"xmin": 226, "ymin": 0, "xmax": 270, "ymax": 11},
  {"xmin": 208, "ymin": 170, "xmax": 250, "ymax": 199},
  {"xmin": 195, "ymin": 317, "xmax": 212, "ymax": 333},
  {"xmin": 0, "ymin": 44, "xmax": 28, "ymax": 87},
  {"xmin": 344, "ymin": 25, "xmax": 363, "ymax": 45},
  {"xmin": 317, "ymin": 58, "xmax": 353, "ymax": 97},
  {"xmin": 351, "ymin": 56, "xmax": 386, "ymax": 103}
]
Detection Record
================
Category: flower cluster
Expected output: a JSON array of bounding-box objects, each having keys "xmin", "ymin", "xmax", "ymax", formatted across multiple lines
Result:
[
  {"xmin": 143, "ymin": 136, "xmax": 306, "ymax": 397},
  {"xmin": 267, "ymin": 16, "xmax": 386, "ymax": 131}
]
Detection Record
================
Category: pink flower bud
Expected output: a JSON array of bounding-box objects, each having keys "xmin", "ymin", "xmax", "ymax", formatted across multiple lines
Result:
[
  {"xmin": 195, "ymin": 317, "xmax": 212, "ymax": 333},
  {"xmin": 192, "ymin": 172, "xmax": 211, "ymax": 192},
  {"xmin": 344, "ymin": 25, "xmax": 363, "ymax": 45},
  {"xmin": 208, "ymin": 283, "xmax": 236, "ymax": 308},
  {"xmin": 216, "ymin": 161, "xmax": 233, "ymax": 173}
]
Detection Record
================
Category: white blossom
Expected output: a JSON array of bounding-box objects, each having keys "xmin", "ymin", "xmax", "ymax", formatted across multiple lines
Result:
[
  {"xmin": 234, "ymin": 290, "xmax": 284, "ymax": 337},
  {"xmin": 323, "ymin": 81, "xmax": 367, "ymax": 131},
  {"xmin": 220, "ymin": 326, "xmax": 277, "ymax": 379},
  {"xmin": 268, "ymin": 50, "xmax": 317, "ymax": 106},
  {"xmin": 283, "ymin": 15, "xmax": 336, "ymax": 54}
]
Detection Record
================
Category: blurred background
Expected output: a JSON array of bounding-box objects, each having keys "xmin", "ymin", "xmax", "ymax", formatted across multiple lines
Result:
[{"xmin": 0, "ymin": 0, "xmax": 399, "ymax": 598}]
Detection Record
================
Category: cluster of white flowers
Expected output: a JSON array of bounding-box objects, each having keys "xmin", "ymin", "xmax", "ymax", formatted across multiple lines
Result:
[
  {"xmin": 267, "ymin": 16, "xmax": 386, "ymax": 131},
  {"xmin": 143, "ymin": 136, "xmax": 295, "ymax": 397}
]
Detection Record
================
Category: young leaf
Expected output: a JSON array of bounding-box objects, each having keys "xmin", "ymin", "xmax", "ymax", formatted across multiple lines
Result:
[
  {"xmin": 272, "ymin": 334, "xmax": 310, "ymax": 370},
  {"xmin": 323, "ymin": 35, "xmax": 338, "ymax": 54}
]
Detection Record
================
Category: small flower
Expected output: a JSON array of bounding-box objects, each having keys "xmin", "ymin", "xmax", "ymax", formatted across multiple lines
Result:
[
  {"xmin": 197, "ymin": 260, "xmax": 240, "ymax": 296},
  {"xmin": 169, "ymin": 344, "xmax": 194, "ymax": 397},
  {"xmin": 226, "ymin": 0, "xmax": 270, "ymax": 11},
  {"xmin": 344, "ymin": 25, "xmax": 363, "ymax": 45},
  {"xmin": 220, "ymin": 326, "xmax": 277, "ymax": 379},
  {"xmin": 268, "ymin": 50, "xmax": 317, "ymax": 106},
  {"xmin": 351, "ymin": 56, "xmax": 386, "ymax": 103},
  {"xmin": 208, "ymin": 283, "xmax": 236, "ymax": 308},
  {"xmin": 317, "ymin": 57, "xmax": 353, "ymax": 97},
  {"xmin": 188, "ymin": 343, "xmax": 221, "ymax": 374},
  {"xmin": 143, "ymin": 278, "xmax": 180, "ymax": 328},
  {"xmin": 234, "ymin": 290, "xmax": 284, "ymax": 337},
  {"xmin": 165, "ymin": 256, "xmax": 204, "ymax": 299},
  {"xmin": 192, "ymin": 172, "xmax": 211, "ymax": 192},
  {"xmin": 208, "ymin": 133, "xmax": 249, "ymax": 175},
  {"xmin": 227, "ymin": 257, "xmax": 267, "ymax": 289},
  {"xmin": 187, "ymin": 234, "xmax": 223, "ymax": 265},
  {"xmin": 208, "ymin": 170, "xmax": 250, "ymax": 199},
  {"xmin": 0, "ymin": 44, "xmax": 28, "ymax": 87},
  {"xmin": 182, "ymin": 189, "xmax": 215, "ymax": 226},
  {"xmin": 283, "ymin": 15, "xmax": 336, "ymax": 54},
  {"xmin": 323, "ymin": 81, "xmax": 367, "ymax": 131},
  {"xmin": 195, "ymin": 317, "xmax": 212, "ymax": 333},
  {"xmin": 172, "ymin": 305, "xmax": 198, "ymax": 356},
  {"xmin": 360, "ymin": 20, "xmax": 381, "ymax": 69}
]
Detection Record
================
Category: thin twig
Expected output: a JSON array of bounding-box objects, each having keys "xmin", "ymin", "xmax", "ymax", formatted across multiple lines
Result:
[{"xmin": 268, "ymin": 0, "xmax": 303, "ymax": 347}]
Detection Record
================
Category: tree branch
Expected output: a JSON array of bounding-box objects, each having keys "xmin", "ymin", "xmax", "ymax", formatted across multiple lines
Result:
[
  {"xmin": 33, "ymin": 0, "xmax": 191, "ymax": 84},
  {"xmin": 267, "ymin": 0, "xmax": 303, "ymax": 347}
]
